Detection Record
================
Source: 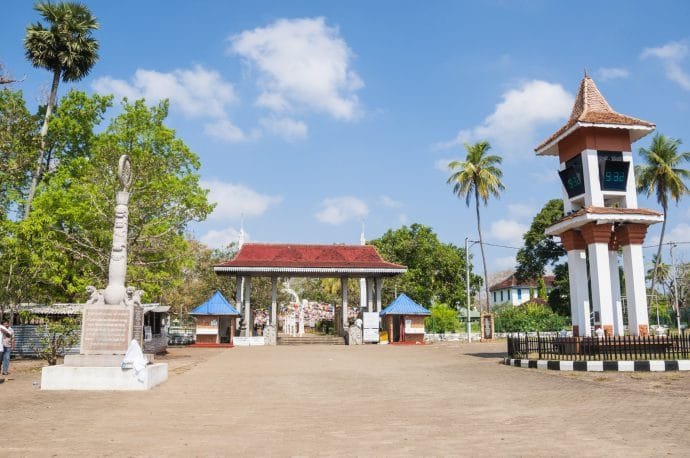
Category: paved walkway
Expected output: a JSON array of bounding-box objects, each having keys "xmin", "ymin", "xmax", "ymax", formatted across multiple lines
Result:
[{"xmin": 3, "ymin": 342, "xmax": 690, "ymax": 456}]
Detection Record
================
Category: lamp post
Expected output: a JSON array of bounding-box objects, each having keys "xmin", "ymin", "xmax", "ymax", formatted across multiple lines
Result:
[
  {"xmin": 465, "ymin": 237, "xmax": 475, "ymax": 342},
  {"xmin": 671, "ymin": 243, "xmax": 681, "ymax": 332}
]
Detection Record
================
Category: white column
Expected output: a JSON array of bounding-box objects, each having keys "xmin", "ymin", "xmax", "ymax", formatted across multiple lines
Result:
[
  {"xmin": 622, "ymin": 244, "xmax": 649, "ymax": 336},
  {"xmin": 583, "ymin": 149, "xmax": 604, "ymax": 207},
  {"xmin": 243, "ymin": 276, "xmax": 252, "ymax": 337},
  {"xmin": 235, "ymin": 276, "xmax": 243, "ymax": 332},
  {"xmin": 341, "ymin": 277, "xmax": 348, "ymax": 334},
  {"xmin": 609, "ymin": 251, "xmax": 624, "ymax": 336},
  {"xmin": 367, "ymin": 278, "xmax": 374, "ymax": 313},
  {"xmin": 375, "ymin": 277, "xmax": 383, "ymax": 313},
  {"xmin": 622, "ymin": 151, "xmax": 638, "ymax": 209},
  {"xmin": 360, "ymin": 277, "xmax": 366, "ymax": 310},
  {"xmin": 588, "ymin": 242, "xmax": 614, "ymax": 333},
  {"xmin": 271, "ymin": 276, "xmax": 277, "ymax": 326},
  {"xmin": 567, "ymin": 249, "xmax": 590, "ymax": 336}
]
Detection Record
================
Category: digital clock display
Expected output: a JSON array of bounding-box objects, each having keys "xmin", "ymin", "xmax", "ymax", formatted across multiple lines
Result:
[
  {"xmin": 558, "ymin": 166, "xmax": 585, "ymax": 198},
  {"xmin": 601, "ymin": 160, "xmax": 629, "ymax": 191}
]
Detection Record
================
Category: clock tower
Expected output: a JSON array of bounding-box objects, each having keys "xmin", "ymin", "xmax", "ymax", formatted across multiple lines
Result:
[{"xmin": 535, "ymin": 75, "xmax": 663, "ymax": 337}]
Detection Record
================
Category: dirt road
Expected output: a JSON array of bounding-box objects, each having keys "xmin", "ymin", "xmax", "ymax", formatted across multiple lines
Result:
[{"xmin": 3, "ymin": 342, "xmax": 690, "ymax": 456}]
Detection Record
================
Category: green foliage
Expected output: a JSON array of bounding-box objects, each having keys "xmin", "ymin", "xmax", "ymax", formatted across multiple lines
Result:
[
  {"xmin": 0, "ymin": 91, "xmax": 213, "ymax": 306},
  {"xmin": 537, "ymin": 277, "xmax": 547, "ymax": 300},
  {"xmin": 636, "ymin": 133, "xmax": 690, "ymax": 294},
  {"xmin": 547, "ymin": 263, "xmax": 570, "ymax": 316},
  {"xmin": 424, "ymin": 303, "xmax": 461, "ymax": 333},
  {"xmin": 494, "ymin": 302, "xmax": 570, "ymax": 332},
  {"xmin": 515, "ymin": 199, "xmax": 564, "ymax": 282},
  {"xmin": 38, "ymin": 317, "xmax": 80, "ymax": 366},
  {"xmin": 24, "ymin": 2, "xmax": 100, "ymax": 83},
  {"xmin": 649, "ymin": 301, "xmax": 673, "ymax": 326},
  {"xmin": 370, "ymin": 223, "xmax": 481, "ymax": 308},
  {"xmin": 447, "ymin": 140, "xmax": 504, "ymax": 315}
]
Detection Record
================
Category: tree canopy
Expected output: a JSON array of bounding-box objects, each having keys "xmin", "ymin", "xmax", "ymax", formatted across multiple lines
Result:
[
  {"xmin": 0, "ymin": 89, "xmax": 213, "ymax": 312},
  {"xmin": 370, "ymin": 223, "xmax": 482, "ymax": 309},
  {"xmin": 447, "ymin": 141, "xmax": 504, "ymax": 315},
  {"xmin": 515, "ymin": 198, "xmax": 564, "ymax": 282}
]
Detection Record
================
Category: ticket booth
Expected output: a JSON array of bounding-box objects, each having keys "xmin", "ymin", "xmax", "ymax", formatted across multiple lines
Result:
[
  {"xmin": 190, "ymin": 291, "xmax": 239, "ymax": 345},
  {"xmin": 380, "ymin": 294, "xmax": 430, "ymax": 344}
]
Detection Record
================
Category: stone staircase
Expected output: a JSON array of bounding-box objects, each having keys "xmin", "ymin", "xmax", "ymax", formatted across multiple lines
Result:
[{"xmin": 277, "ymin": 334, "xmax": 346, "ymax": 345}]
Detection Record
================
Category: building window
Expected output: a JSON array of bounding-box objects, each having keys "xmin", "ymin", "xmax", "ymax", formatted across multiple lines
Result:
[
  {"xmin": 500, "ymin": 291, "xmax": 503, "ymax": 301},
  {"xmin": 493, "ymin": 292, "xmax": 496, "ymax": 303},
  {"xmin": 517, "ymin": 288, "xmax": 522, "ymax": 300}
]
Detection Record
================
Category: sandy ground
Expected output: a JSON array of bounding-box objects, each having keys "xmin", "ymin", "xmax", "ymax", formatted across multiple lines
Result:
[{"xmin": 3, "ymin": 341, "xmax": 690, "ymax": 457}]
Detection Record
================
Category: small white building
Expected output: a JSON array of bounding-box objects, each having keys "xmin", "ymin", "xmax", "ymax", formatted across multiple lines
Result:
[{"xmin": 489, "ymin": 273, "xmax": 554, "ymax": 307}]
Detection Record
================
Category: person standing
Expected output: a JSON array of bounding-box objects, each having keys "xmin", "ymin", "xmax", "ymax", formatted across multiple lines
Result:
[{"xmin": 0, "ymin": 320, "xmax": 14, "ymax": 376}]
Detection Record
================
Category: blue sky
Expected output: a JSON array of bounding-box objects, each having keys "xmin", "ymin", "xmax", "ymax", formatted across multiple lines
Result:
[{"xmin": 3, "ymin": 0, "xmax": 690, "ymax": 273}]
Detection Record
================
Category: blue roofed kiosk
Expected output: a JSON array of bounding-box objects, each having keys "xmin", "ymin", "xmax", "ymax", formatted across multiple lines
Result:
[
  {"xmin": 380, "ymin": 294, "xmax": 430, "ymax": 344},
  {"xmin": 190, "ymin": 291, "xmax": 240, "ymax": 345}
]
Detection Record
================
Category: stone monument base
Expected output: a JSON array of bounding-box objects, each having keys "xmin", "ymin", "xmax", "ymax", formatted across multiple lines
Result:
[{"xmin": 41, "ymin": 363, "xmax": 167, "ymax": 391}]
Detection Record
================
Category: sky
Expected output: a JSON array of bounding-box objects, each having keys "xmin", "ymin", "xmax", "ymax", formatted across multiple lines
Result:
[{"xmin": 3, "ymin": 0, "xmax": 690, "ymax": 274}]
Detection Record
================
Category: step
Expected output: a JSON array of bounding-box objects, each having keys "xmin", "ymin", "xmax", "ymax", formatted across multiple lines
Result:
[{"xmin": 277, "ymin": 336, "xmax": 346, "ymax": 345}]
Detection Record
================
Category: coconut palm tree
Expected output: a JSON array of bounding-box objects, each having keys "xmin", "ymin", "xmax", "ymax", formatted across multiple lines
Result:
[
  {"xmin": 447, "ymin": 141, "xmax": 505, "ymax": 320},
  {"xmin": 636, "ymin": 133, "xmax": 690, "ymax": 296},
  {"xmin": 23, "ymin": 1, "xmax": 99, "ymax": 218}
]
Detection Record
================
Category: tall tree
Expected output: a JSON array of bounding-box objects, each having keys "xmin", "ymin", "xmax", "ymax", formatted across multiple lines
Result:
[
  {"xmin": 447, "ymin": 141, "xmax": 505, "ymax": 316},
  {"xmin": 370, "ymin": 223, "xmax": 481, "ymax": 309},
  {"xmin": 636, "ymin": 133, "xmax": 690, "ymax": 295},
  {"xmin": 23, "ymin": 1, "xmax": 99, "ymax": 218},
  {"xmin": 515, "ymin": 199, "xmax": 565, "ymax": 282}
]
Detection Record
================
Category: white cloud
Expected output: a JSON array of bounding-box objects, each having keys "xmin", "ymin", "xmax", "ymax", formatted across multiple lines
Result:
[
  {"xmin": 229, "ymin": 17, "xmax": 363, "ymax": 121},
  {"xmin": 92, "ymin": 65, "xmax": 238, "ymax": 118},
  {"xmin": 507, "ymin": 203, "xmax": 535, "ymax": 219},
  {"xmin": 315, "ymin": 196, "xmax": 369, "ymax": 225},
  {"xmin": 434, "ymin": 158, "xmax": 458, "ymax": 172},
  {"xmin": 92, "ymin": 65, "xmax": 252, "ymax": 143},
  {"xmin": 398, "ymin": 213, "xmax": 408, "ymax": 224},
  {"xmin": 200, "ymin": 226, "xmax": 246, "ymax": 249},
  {"xmin": 641, "ymin": 40, "xmax": 690, "ymax": 91},
  {"xmin": 202, "ymin": 180, "xmax": 282, "ymax": 220},
  {"xmin": 436, "ymin": 80, "xmax": 573, "ymax": 155},
  {"xmin": 204, "ymin": 119, "xmax": 251, "ymax": 142},
  {"xmin": 597, "ymin": 67, "xmax": 630, "ymax": 81},
  {"xmin": 489, "ymin": 219, "xmax": 527, "ymax": 247},
  {"xmin": 378, "ymin": 195, "xmax": 402, "ymax": 208},
  {"xmin": 259, "ymin": 116, "xmax": 308, "ymax": 141}
]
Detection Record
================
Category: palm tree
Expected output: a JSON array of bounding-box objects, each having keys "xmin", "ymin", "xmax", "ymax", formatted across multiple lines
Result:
[
  {"xmin": 23, "ymin": 1, "xmax": 99, "ymax": 218},
  {"xmin": 447, "ymin": 141, "xmax": 505, "ymax": 322},
  {"xmin": 636, "ymin": 133, "xmax": 690, "ymax": 296}
]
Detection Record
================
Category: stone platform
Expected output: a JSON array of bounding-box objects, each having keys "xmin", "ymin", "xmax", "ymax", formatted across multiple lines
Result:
[{"xmin": 41, "ymin": 363, "xmax": 168, "ymax": 390}]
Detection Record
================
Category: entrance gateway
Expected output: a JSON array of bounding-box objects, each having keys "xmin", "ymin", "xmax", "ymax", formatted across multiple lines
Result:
[{"xmin": 213, "ymin": 243, "xmax": 407, "ymax": 342}]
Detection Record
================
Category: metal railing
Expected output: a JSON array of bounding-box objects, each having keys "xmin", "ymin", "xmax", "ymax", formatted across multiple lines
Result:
[{"xmin": 507, "ymin": 333, "xmax": 690, "ymax": 361}]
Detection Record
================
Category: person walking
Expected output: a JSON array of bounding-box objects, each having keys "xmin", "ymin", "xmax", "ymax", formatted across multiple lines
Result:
[{"xmin": 1, "ymin": 320, "xmax": 14, "ymax": 376}]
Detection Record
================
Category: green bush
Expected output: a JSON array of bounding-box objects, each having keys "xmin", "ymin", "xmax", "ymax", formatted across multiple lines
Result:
[
  {"xmin": 425, "ymin": 303, "xmax": 461, "ymax": 334},
  {"xmin": 494, "ymin": 302, "xmax": 570, "ymax": 332}
]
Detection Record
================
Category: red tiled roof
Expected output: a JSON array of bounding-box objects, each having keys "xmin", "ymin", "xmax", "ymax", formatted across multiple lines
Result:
[
  {"xmin": 490, "ymin": 273, "xmax": 555, "ymax": 292},
  {"xmin": 216, "ymin": 243, "xmax": 406, "ymax": 270},
  {"xmin": 535, "ymin": 76, "xmax": 654, "ymax": 154}
]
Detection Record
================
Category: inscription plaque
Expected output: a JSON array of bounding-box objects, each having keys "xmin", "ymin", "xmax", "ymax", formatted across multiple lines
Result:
[{"xmin": 81, "ymin": 305, "xmax": 136, "ymax": 354}]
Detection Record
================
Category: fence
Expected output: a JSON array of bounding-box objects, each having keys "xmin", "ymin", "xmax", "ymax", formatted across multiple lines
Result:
[
  {"xmin": 13, "ymin": 324, "xmax": 80, "ymax": 357},
  {"xmin": 507, "ymin": 333, "xmax": 690, "ymax": 361}
]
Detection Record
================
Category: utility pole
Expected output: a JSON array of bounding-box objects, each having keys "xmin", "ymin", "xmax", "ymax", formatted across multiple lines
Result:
[
  {"xmin": 671, "ymin": 243, "xmax": 681, "ymax": 332},
  {"xmin": 465, "ymin": 238, "xmax": 472, "ymax": 342}
]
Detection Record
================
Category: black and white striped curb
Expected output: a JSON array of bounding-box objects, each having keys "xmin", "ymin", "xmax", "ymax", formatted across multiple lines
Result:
[{"xmin": 504, "ymin": 358, "xmax": 690, "ymax": 372}]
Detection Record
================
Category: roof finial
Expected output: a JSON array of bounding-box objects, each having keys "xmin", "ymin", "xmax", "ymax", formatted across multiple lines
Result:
[
  {"xmin": 360, "ymin": 220, "xmax": 366, "ymax": 245},
  {"xmin": 584, "ymin": 67, "xmax": 589, "ymax": 78},
  {"xmin": 238, "ymin": 213, "xmax": 245, "ymax": 248}
]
